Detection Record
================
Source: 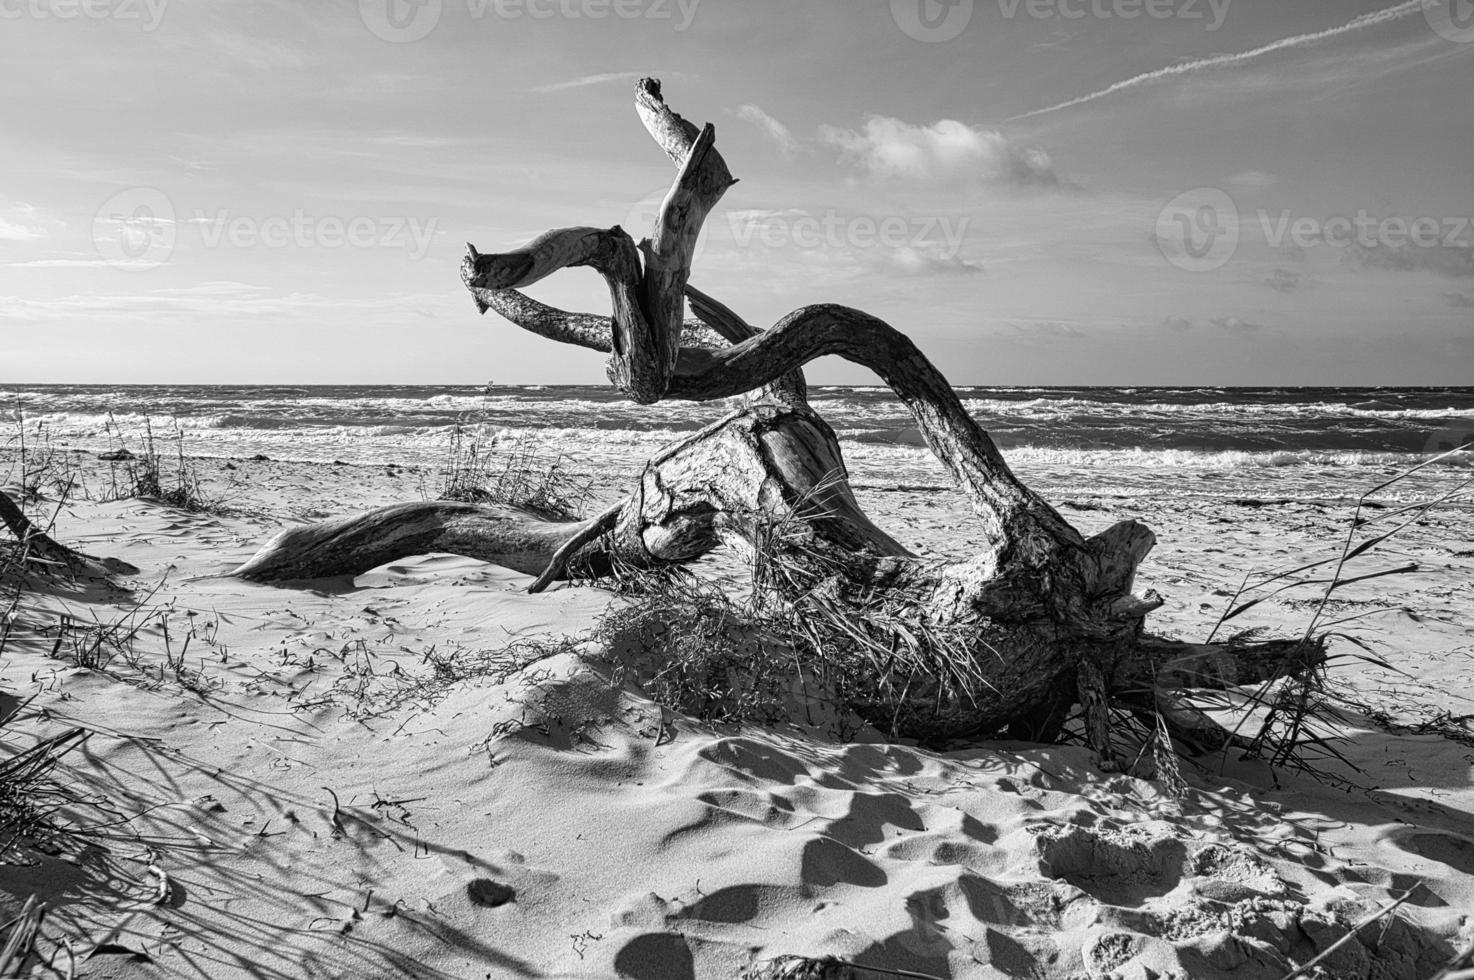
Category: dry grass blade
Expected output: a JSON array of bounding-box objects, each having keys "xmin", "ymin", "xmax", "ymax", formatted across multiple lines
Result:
[
  {"xmin": 1276, "ymin": 882, "xmax": 1422, "ymax": 980},
  {"xmin": 1303, "ymin": 451, "xmax": 1471, "ymax": 643},
  {"xmin": 1189, "ymin": 444, "xmax": 1473, "ymax": 782},
  {"xmin": 1205, "ymin": 449, "xmax": 1469, "ymax": 645},
  {"xmin": 0, "ymin": 896, "xmax": 47, "ymax": 978},
  {"xmin": 0, "ymin": 726, "xmax": 91, "ymax": 858},
  {"xmin": 745, "ymin": 954, "xmax": 945, "ymax": 980}
]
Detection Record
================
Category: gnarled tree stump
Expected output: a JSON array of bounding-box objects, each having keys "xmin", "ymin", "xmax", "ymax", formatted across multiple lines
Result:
[{"xmin": 232, "ymin": 79, "xmax": 1319, "ymax": 764}]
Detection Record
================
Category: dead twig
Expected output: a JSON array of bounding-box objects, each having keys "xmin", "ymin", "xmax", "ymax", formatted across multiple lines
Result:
[{"xmin": 1276, "ymin": 882, "xmax": 1422, "ymax": 980}]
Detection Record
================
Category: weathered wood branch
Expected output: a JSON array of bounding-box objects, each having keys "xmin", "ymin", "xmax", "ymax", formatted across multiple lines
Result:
[
  {"xmin": 0, "ymin": 491, "xmax": 137, "ymax": 579},
  {"xmin": 526, "ymin": 500, "xmax": 624, "ymax": 595},
  {"xmin": 228, "ymin": 502, "xmax": 623, "ymax": 583},
  {"xmin": 463, "ymin": 283, "xmax": 615, "ymax": 354},
  {"xmin": 461, "ymin": 226, "xmax": 634, "ymax": 291},
  {"xmin": 686, "ymin": 284, "xmax": 807, "ymax": 408},
  {"xmin": 461, "ymin": 271, "xmax": 806, "ymax": 408},
  {"xmin": 640, "ymin": 123, "xmax": 736, "ymax": 388},
  {"xmin": 683, "ymin": 284, "xmax": 757, "ymax": 344},
  {"xmin": 462, "ymin": 279, "xmax": 730, "ymax": 357},
  {"xmin": 663, "ymin": 304, "xmax": 1079, "ymax": 563},
  {"xmin": 634, "ymin": 77, "xmax": 732, "ymax": 176}
]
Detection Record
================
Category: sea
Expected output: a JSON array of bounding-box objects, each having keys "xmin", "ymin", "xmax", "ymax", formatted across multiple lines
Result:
[{"xmin": 4, "ymin": 385, "xmax": 1472, "ymax": 506}]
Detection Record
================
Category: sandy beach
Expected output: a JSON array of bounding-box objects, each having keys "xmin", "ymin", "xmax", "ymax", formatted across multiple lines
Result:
[
  {"xmin": 2, "ymin": 445, "xmax": 1471, "ymax": 979},
  {"xmin": 7, "ymin": 0, "xmax": 1473, "ymax": 973}
]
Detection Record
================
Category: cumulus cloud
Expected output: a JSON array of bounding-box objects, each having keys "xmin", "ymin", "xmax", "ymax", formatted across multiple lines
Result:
[
  {"xmin": 1011, "ymin": 321, "xmax": 1084, "ymax": 338},
  {"xmin": 818, "ymin": 117, "xmax": 1062, "ymax": 187},
  {"xmin": 718, "ymin": 206, "xmax": 981, "ymax": 278},
  {"xmin": 1210, "ymin": 316, "xmax": 1264, "ymax": 332},
  {"xmin": 1264, "ymin": 268, "xmax": 1304, "ymax": 293},
  {"xmin": 873, "ymin": 245, "xmax": 982, "ymax": 277},
  {"xmin": 1162, "ymin": 315, "xmax": 1263, "ymax": 332},
  {"xmin": 1230, "ymin": 171, "xmax": 1279, "ymax": 189},
  {"xmin": 735, "ymin": 104, "xmax": 800, "ymax": 158},
  {"xmin": 0, "ymin": 202, "xmax": 46, "ymax": 242}
]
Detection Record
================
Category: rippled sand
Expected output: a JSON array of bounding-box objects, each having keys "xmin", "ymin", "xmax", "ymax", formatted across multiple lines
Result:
[{"xmin": 2, "ymin": 447, "xmax": 1471, "ymax": 978}]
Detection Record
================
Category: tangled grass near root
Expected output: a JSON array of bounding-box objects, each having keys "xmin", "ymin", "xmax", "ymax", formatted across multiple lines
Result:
[
  {"xmin": 592, "ymin": 569, "xmax": 822, "ymax": 731},
  {"xmin": 590, "ymin": 546, "xmax": 998, "ymax": 744}
]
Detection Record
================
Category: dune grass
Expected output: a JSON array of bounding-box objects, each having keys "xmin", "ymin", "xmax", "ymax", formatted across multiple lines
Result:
[
  {"xmin": 0, "ymin": 430, "xmax": 185, "ymax": 974},
  {"xmin": 428, "ymin": 417, "xmax": 592, "ymax": 520},
  {"xmin": 8, "ymin": 397, "xmax": 227, "ymax": 516},
  {"xmin": 100, "ymin": 414, "xmax": 221, "ymax": 514},
  {"xmin": 0, "ymin": 546, "xmax": 95, "ymax": 976}
]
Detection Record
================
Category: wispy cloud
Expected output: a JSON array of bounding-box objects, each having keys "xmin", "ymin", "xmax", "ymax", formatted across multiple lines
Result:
[
  {"xmin": 735, "ymin": 104, "xmax": 800, "ymax": 158},
  {"xmin": 6, "ymin": 259, "xmax": 110, "ymax": 269},
  {"xmin": 1344, "ymin": 241, "xmax": 1474, "ymax": 278},
  {"xmin": 0, "ymin": 285, "xmax": 442, "ymax": 323},
  {"xmin": 530, "ymin": 71, "xmax": 678, "ymax": 94},
  {"xmin": 1007, "ymin": 0, "xmax": 1427, "ymax": 121}
]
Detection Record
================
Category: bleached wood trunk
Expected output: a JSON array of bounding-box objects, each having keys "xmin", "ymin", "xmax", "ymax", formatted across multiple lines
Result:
[{"xmin": 231, "ymin": 79, "xmax": 1320, "ymax": 761}]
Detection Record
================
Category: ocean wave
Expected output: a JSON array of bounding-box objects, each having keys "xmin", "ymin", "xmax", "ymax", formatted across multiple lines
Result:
[{"xmin": 956, "ymin": 397, "xmax": 1474, "ymax": 420}]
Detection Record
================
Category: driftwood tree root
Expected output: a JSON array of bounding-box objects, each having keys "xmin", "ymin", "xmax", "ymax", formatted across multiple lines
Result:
[{"xmin": 231, "ymin": 78, "xmax": 1322, "ymax": 762}]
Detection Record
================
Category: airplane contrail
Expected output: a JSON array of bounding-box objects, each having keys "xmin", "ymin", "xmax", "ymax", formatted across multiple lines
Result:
[{"xmin": 1005, "ymin": 0, "xmax": 1428, "ymax": 122}]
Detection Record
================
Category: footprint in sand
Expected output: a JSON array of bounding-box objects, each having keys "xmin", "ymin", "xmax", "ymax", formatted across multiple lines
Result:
[{"xmin": 1387, "ymin": 827, "xmax": 1474, "ymax": 877}]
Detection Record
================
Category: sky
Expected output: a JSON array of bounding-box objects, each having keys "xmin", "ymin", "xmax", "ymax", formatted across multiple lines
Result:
[{"xmin": 1, "ymin": 0, "xmax": 1471, "ymax": 385}]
